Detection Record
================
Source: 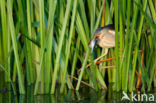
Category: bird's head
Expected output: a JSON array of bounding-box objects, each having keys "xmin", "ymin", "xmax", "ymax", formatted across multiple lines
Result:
[{"xmin": 89, "ymin": 34, "xmax": 100, "ymax": 53}]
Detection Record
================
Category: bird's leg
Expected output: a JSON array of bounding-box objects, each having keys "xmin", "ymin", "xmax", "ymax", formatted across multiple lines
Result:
[{"xmin": 94, "ymin": 48, "xmax": 108, "ymax": 64}]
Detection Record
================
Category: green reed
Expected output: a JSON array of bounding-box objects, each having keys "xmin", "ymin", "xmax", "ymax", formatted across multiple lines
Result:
[{"xmin": 0, "ymin": 0, "xmax": 155, "ymax": 95}]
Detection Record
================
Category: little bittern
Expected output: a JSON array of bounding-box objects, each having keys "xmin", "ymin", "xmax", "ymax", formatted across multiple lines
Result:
[{"xmin": 89, "ymin": 24, "xmax": 115, "ymax": 63}]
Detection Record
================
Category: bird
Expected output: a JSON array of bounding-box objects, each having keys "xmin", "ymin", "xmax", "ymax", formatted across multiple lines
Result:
[{"xmin": 89, "ymin": 24, "xmax": 116, "ymax": 63}]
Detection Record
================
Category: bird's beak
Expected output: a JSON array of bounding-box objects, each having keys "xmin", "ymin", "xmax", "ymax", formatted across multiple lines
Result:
[{"xmin": 89, "ymin": 39, "xmax": 96, "ymax": 53}]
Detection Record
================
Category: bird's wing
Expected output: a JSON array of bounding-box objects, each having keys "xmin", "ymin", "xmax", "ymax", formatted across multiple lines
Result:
[
  {"xmin": 108, "ymin": 29, "xmax": 115, "ymax": 36},
  {"xmin": 101, "ymin": 32, "xmax": 115, "ymax": 46},
  {"xmin": 107, "ymin": 29, "xmax": 120, "ymax": 43}
]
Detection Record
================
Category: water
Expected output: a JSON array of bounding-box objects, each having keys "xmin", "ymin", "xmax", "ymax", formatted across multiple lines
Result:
[
  {"xmin": 2, "ymin": 86, "xmax": 155, "ymax": 103},
  {"xmin": 0, "ymin": 86, "xmax": 121, "ymax": 103},
  {"xmin": 0, "ymin": 71, "xmax": 156, "ymax": 103}
]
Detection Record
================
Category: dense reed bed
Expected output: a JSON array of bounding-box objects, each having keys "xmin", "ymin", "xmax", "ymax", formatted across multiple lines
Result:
[{"xmin": 0, "ymin": 0, "xmax": 155, "ymax": 95}]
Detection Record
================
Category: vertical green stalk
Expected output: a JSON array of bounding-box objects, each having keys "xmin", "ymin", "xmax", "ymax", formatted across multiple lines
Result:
[
  {"xmin": 60, "ymin": 0, "xmax": 78, "ymax": 93},
  {"xmin": 125, "ymin": 0, "xmax": 140, "ymax": 92},
  {"xmin": 30, "ymin": 0, "xmax": 37, "ymax": 81},
  {"xmin": 94, "ymin": 1, "xmax": 105, "ymax": 32},
  {"xmin": 34, "ymin": 0, "xmax": 57, "ymax": 95},
  {"xmin": 79, "ymin": 0, "xmax": 89, "ymax": 37},
  {"xmin": 148, "ymin": 59, "xmax": 156, "ymax": 91},
  {"xmin": 119, "ymin": 15, "xmax": 123, "ymax": 83},
  {"xmin": 122, "ymin": 0, "xmax": 131, "ymax": 91},
  {"xmin": 7, "ymin": 18, "xmax": 11, "ymax": 83},
  {"xmin": 71, "ymin": 37, "xmax": 80, "ymax": 82},
  {"xmin": 1, "ymin": 0, "xmax": 9, "ymax": 82},
  {"xmin": 114, "ymin": 0, "xmax": 120, "ymax": 91},
  {"xmin": 45, "ymin": 0, "xmax": 57, "ymax": 94},
  {"xmin": 148, "ymin": 0, "xmax": 156, "ymax": 23},
  {"xmin": 7, "ymin": 0, "xmax": 25, "ymax": 94},
  {"xmin": 32, "ymin": 0, "xmax": 40, "ymax": 81},
  {"xmin": 39, "ymin": 0, "xmax": 45, "ymax": 93},
  {"xmin": 17, "ymin": 0, "xmax": 29, "ymax": 85},
  {"xmin": 91, "ymin": 0, "xmax": 96, "ymax": 35},
  {"xmin": 34, "ymin": 49, "xmax": 45, "ymax": 95},
  {"xmin": 129, "ymin": 0, "xmax": 147, "ymax": 92},
  {"xmin": 27, "ymin": 0, "xmax": 34, "ymax": 84},
  {"xmin": 119, "ymin": 0, "xmax": 126, "ymax": 86},
  {"xmin": 119, "ymin": 0, "xmax": 124, "ymax": 62},
  {"xmin": 76, "ymin": 49, "xmax": 90, "ymax": 90},
  {"xmin": 50, "ymin": 0, "xmax": 72, "ymax": 94},
  {"xmin": 0, "ymin": 35, "xmax": 1, "ymax": 64},
  {"xmin": 96, "ymin": 67, "xmax": 107, "ymax": 89},
  {"xmin": 76, "ymin": 13, "xmax": 88, "ymax": 51},
  {"xmin": 119, "ymin": 0, "xmax": 125, "ymax": 91},
  {"xmin": 17, "ymin": 0, "xmax": 31, "ymax": 85},
  {"xmin": 104, "ymin": 0, "xmax": 112, "ymax": 24}
]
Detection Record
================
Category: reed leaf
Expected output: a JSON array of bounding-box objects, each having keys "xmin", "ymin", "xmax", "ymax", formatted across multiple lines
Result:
[
  {"xmin": 60, "ymin": 0, "xmax": 78, "ymax": 93},
  {"xmin": 51, "ymin": 0, "xmax": 72, "ymax": 94},
  {"xmin": 129, "ymin": 0, "xmax": 147, "ymax": 92},
  {"xmin": 7, "ymin": 0, "xmax": 25, "ymax": 94}
]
